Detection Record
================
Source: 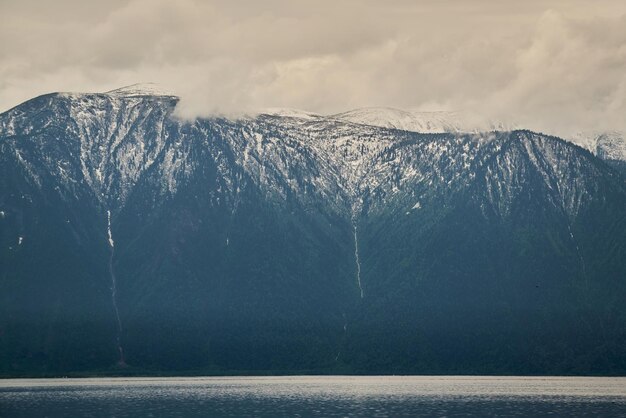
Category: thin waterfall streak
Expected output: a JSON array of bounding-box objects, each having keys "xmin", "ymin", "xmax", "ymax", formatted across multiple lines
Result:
[
  {"xmin": 335, "ymin": 314, "xmax": 348, "ymax": 362},
  {"xmin": 567, "ymin": 224, "xmax": 588, "ymax": 291},
  {"xmin": 107, "ymin": 210, "xmax": 125, "ymax": 365},
  {"xmin": 353, "ymin": 224, "xmax": 364, "ymax": 299},
  {"xmin": 107, "ymin": 210, "xmax": 114, "ymax": 247}
]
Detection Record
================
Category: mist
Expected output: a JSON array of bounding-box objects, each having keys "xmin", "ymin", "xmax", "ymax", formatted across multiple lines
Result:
[{"xmin": 1, "ymin": 0, "xmax": 625, "ymax": 134}]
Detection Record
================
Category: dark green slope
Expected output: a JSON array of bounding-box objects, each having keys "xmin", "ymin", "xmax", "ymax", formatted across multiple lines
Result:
[
  {"xmin": 347, "ymin": 132, "xmax": 626, "ymax": 375},
  {"xmin": 112, "ymin": 129, "xmax": 356, "ymax": 371},
  {"xmin": 0, "ymin": 93, "xmax": 625, "ymax": 376},
  {"xmin": 0, "ymin": 132, "xmax": 117, "ymax": 373}
]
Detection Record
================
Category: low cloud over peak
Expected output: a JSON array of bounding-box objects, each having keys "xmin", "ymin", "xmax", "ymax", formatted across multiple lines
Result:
[{"xmin": 2, "ymin": 0, "xmax": 626, "ymax": 134}]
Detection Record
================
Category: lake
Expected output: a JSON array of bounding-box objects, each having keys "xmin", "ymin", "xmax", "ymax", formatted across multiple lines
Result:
[{"xmin": 1, "ymin": 376, "xmax": 625, "ymax": 417}]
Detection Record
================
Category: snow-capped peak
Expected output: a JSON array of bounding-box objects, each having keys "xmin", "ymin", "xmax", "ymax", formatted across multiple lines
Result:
[{"xmin": 104, "ymin": 83, "xmax": 177, "ymax": 98}]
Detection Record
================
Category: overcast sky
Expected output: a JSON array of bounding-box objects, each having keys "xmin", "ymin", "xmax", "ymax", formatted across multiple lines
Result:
[{"xmin": 1, "ymin": 0, "xmax": 626, "ymax": 134}]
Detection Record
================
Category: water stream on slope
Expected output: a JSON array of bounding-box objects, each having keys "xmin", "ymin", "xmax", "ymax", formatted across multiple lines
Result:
[
  {"xmin": 107, "ymin": 210, "xmax": 126, "ymax": 366},
  {"xmin": 353, "ymin": 224, "xmax": 364, "ymax": 299}
]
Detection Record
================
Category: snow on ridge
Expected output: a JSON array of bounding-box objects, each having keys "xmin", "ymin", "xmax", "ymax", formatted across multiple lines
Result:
[
  {"xmin": 3, "ymin": 89, "xmax": 623, "ymax": 224},
  {"xmin": 569, "ymin": 130, "xmax": 626, "ymax": 160},
  {"xmin": 329, "ymin": 107, "xmax": 514, "ymax": 135},
  {"xmin": 105, "ymin": 83, "xmax": 177, "ymax": 98},
  {"xmin": 56, "ymin": 83, "xmax": 178, "ymax": 102},
  {"xmin": 331, "ymin": 107, "xmax": 458, "ymax": 133},
  {"xmin": 329, "ymin": 107, "xmax": 625, "ymax": 160},
  {"xmin": 259, "ymin": 108, "xmax": 322, "ymax": 120}
]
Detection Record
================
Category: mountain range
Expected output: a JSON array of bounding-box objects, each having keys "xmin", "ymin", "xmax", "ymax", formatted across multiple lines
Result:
[{"xmin": 1, "ymin": 84, "xmax": 625, "ymax": 376}]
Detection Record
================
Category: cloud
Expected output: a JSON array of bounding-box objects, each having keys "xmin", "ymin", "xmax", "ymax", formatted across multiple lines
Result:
[
  {"xmin": 484, "ymin": 10, "xmax": 626, "ymax": 134},
  {"xmin": 1, "ymin": 0, "xmax": 626, "ymax": 133}
]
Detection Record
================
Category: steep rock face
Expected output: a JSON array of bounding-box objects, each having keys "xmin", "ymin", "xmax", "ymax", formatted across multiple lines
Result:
[{"xmin": 0, "ymin": 90, "xmax": 625, "ymax": 375}]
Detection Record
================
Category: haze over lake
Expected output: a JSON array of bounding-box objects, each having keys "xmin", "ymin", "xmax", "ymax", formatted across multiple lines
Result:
[{"xmin": 2, "ymin": 376, "xmax": 626, "ymax": 417}]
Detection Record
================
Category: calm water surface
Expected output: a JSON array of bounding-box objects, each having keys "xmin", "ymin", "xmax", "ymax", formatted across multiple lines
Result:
[{"xmin": 1, "ymin": 376, "xmax": 625, "ymax": 417}]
